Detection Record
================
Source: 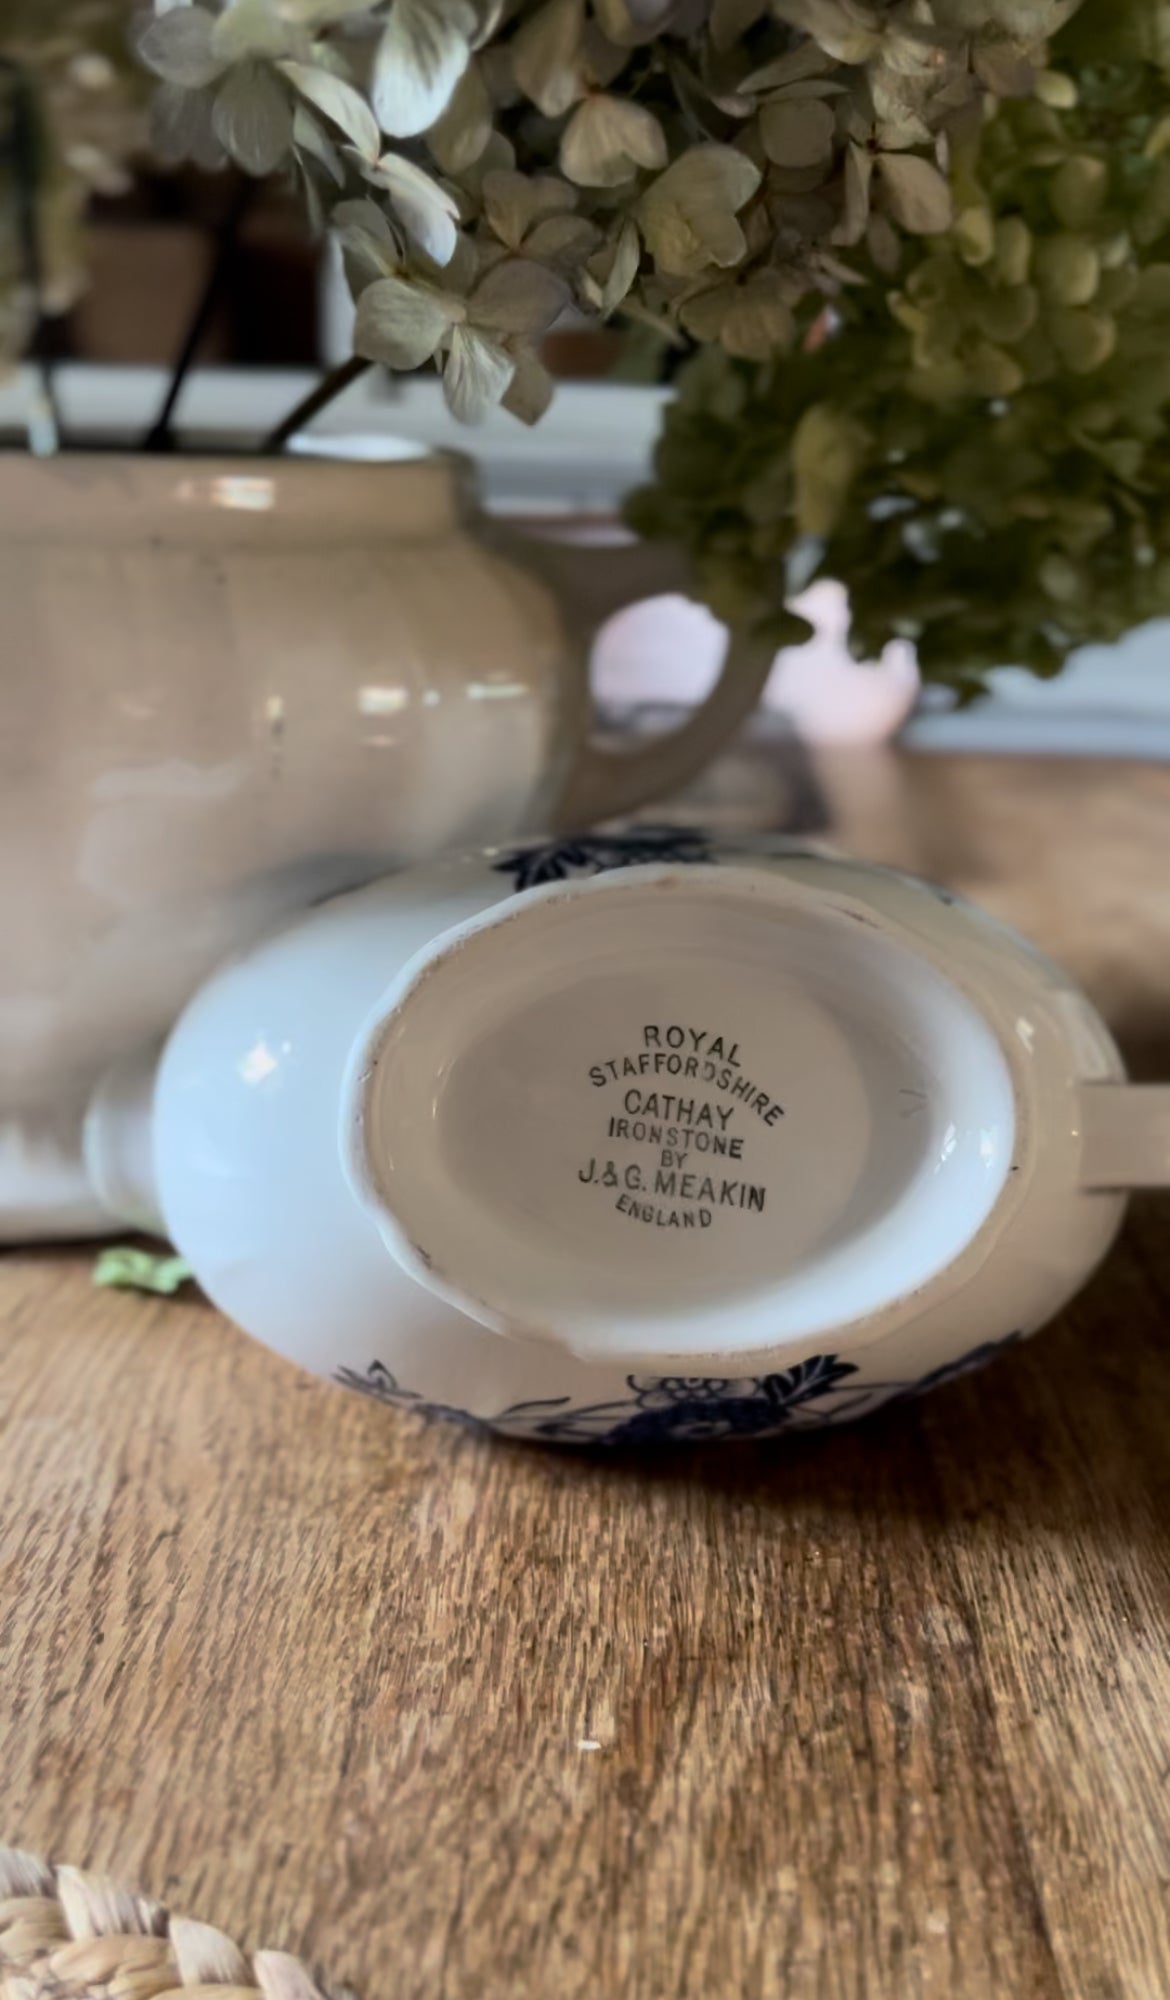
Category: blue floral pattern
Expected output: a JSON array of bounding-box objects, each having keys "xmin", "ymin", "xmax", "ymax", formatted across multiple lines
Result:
[
  {"xmin": 335, "ymin": 1360, "xmax": 487, "ymax": 1432},
  {"xmin": 496, "ymin": 1356, "xmax": 864, "ymax": 1444},
  {"xmin": 488, "ymin": 831, "xmax": 967, "ymax": 906},
  {"xmin": 491, "ymin": 826, "xmax": 717, "ymax": 892},
  {"xmin": 904, "ymin": 1331, "xmax": 1022, "ymax": 1399},
  {"xmin": 333, "ymin": 1334, "xmax": 1025, "ymax": 1445}
]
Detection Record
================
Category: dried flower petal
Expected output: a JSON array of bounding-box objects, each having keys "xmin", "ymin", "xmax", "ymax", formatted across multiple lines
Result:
[
  {"xmin": 866, "ymin": 211, "xmax": 901, "ymax": 271},
  {"xmin": 677, "ymin": 281, "xmax": 734, "ymax": 341},
  {"xmin": 280, "ymin": 60, "xmax": 381, "ymax": 162},
  {"xmin": 560, "ymin": 95, "xmax": 667, "ymax": 186},
  {"xmin": 720, "ymin": 270, "xmax": 796, "ymax": 357},
  {"xmin": 292, "ymin": 103, "xmax": 345, "ymax": 184},
  {"xmin": 502, "ymin": 345, "xmax": 556, "ymax": 421},
  {"xmin": 639, "ymin": 145, "xmax": 762, "ymax": 276},
  {"xmin": 1049, "ymin": 153, "xmax": 1108, "ymax": 228},
  {"xmin": 1048, "ymin": 305, "xmax": 1116, "ymax": 372},
  {"xmin": 212, "ymin": 61, "xmax": 293, "ymax": 174},
  {"xmin": 1035, "ymin": 67, "xmax": 1077, "ymax": 107},
  {"xmin": 373, "ymin": 0, "xmax": 476, "ymax": 138},
  {"xmin": 523, "ymin": 212, "xmax": 603, "ymax": 266},
  {"xmin": 739, "ymin": 44, "xmax": 834, "ymax": 94},
  {"xmin": 592, "ymin": 0, "xmax": 676, "ymax": 47},
  {"xmin": 1035, "ymin": 230, "xmax": 1099, "ymax": 305},
  {"xmin": 149, "ymin": 80, "xmax": 225, "ymax": 167},
  {"xmin": 759, "ymin": 96, "xmax": 836, "ymax": 170},
  {"xmin": 280, "ymin": 0, "xmax": 379, "ymax": 17},
  {"xmin": 774, "ymin": 0, "xmax": 882, "ymax": 65},
  {"xmin": 709, "ymin": 0, "xmax": 767, "ymax": 53},
  {"xmin": 211, "ymin": 0, "xmax": 306, "ymax": 62},
  {"xmin": 877, "ymin": 151, "xmax": 953, "ymax": 233},
  {"xmin": 966, "ymin": 339, "xmax": 1025, "ymax": 394},
  {"xmin": 583, "ymin": 215, "xmax": 641, "ymax": 311},
  {"xmin": 364, "ymin": 152, "xmax": 460, "ymax": 263},
  {"xmin": 994, "ymin": 214, "xmax": 1032, "ymax": 284},
  {"xmin": 138, "ymin": 6, "xmax": 225, "ymax": 87},
  {"xmin": 443, "ymin": 323, "xmax": 515, "ymax": 417},
  {"xmin": 483, "ymin": 170, "xmax": 575, "ymax": 248},
  {"xmin": 832, "ymin": 140, "xmax": 873, "ymax": 244},
  {"xmin": 426, "ymin": 63, "xmax": 493, "ymax": 173},
  {"xmin": 972, "ymin": 37, "xmax": 1036, "ymax": 96},
  {"xmin": 511, "ymin": 0, "xmax": 585, "ymax": 117},
  {"xmin": 333, "ymin": 197, "xmax": 401, "ymax": 282},
  {"xmin": 354, "ymin": 273, "xmax": 461, "ymax": 366},
  {"xmin": 470, "ymin": 257, "xmax": 569, "ymax": 331},
  {"xmin": 954, "ymin": 204, "xmax": 995, "ymax": 265},
  {"xmin": 791, "ymin": 401, "xmax": 870, "ymax": 534}
]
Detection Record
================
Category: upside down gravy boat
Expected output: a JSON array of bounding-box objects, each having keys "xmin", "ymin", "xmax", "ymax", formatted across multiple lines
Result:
[{"xmin": 79, "ymin": 830, "xmax": 1169, "ymax": 1446}]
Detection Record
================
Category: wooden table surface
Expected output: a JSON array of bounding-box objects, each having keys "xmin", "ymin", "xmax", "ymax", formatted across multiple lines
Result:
[{"xmin": 4, "ymin": 751, "xmax": 1170, "ymax": 2000}]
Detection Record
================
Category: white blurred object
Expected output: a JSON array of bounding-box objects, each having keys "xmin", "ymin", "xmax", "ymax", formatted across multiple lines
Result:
[
  {"xmin": 767, "ymin": 581, "xmax": 920, "ymax": 742},
  {"xmin": 593, "ymin": 579, "xmax": 920, "ymax": 745}
]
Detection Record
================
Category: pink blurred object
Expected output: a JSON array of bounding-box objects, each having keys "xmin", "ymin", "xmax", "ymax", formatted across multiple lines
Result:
[{"xmin": 593, "ymin": 579, "xmax": 920, "ymax": 745}]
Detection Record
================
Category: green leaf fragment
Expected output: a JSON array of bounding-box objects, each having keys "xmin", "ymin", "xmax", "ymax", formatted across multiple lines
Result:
[{"xmin": 94, "ymin": 1249, "xmax": 195, "ymax": 1296}]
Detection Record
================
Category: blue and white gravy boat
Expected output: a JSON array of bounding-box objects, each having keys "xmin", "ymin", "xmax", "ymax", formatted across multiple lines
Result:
[{"xmin": 81, "ymin": 830, "xmax": 1168, "ymax": 1445}]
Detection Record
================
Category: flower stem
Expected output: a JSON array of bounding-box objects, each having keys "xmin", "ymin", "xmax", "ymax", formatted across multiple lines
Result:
[
  {"xmin": 142, "ymin": 175, "xmax": 253, "ymax": 454},
  {"xmin": 261, "ymin": 354, "xmax": 372, "ymax": 455}
]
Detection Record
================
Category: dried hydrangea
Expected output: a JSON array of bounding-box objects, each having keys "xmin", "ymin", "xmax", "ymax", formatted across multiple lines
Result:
[
  {"xmin": 626, "ymin": 7, "xmax": 1170, "ymax": 687},
  {"xmin": 1, "ymin": 3, "xmax": 145, "ymax": 367},
  {"xmin": 129, "ymin": 0, "xmax": 1085, "ymax": 420}
]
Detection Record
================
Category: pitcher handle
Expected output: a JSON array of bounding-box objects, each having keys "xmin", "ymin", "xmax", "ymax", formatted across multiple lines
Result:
[
  {"xmin": 500, "ymin": 531, "xmax": 776, "ymax": 831},
  {"xmin": 1079, "ymin": 1083, "xmax": 1170, "ymax": 1189}
]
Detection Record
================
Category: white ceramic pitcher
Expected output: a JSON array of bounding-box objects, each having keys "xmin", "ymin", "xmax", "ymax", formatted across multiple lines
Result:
[{"xmin": 0, "ymin": 449, "xmax": 771, "ymax": 1238}]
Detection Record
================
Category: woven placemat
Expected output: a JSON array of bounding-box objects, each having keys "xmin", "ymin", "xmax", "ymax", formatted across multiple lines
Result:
[{"xmin": 0, "ymin": 1847, "xmax": 343, "ymax": 2000}]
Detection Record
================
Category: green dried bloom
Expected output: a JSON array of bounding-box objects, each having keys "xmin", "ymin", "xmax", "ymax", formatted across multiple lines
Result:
[{"xmin": 627, "ymin": 13, "xmax": 1170, "ymax": 689}]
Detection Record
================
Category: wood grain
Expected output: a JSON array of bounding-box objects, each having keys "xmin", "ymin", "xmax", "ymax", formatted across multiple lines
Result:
[{"xmin": 3, "ymin": 750, "xmax": 1170, "ymax": 2000}]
